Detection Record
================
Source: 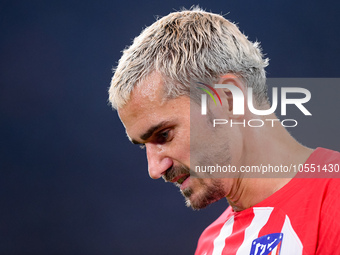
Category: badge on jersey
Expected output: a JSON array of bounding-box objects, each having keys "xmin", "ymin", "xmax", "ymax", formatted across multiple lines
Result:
[{"xmin": 249, "ymin": 233, "xmax": 283, "ymax": 255}]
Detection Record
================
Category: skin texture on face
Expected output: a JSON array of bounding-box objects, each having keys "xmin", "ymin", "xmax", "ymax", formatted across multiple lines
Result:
[
  {"xmin": 118, "ymin": 72, "xmax": 229, "ymax": 210},
  {"xmin": 117, "ymin": 72, "xmax": 314, "ymax": 212}
]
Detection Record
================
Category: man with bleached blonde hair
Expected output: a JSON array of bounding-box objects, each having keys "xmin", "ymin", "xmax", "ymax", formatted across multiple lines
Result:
[{"xmin": 109, "ymin": 7, "xmax": 340, "ymax": 255}]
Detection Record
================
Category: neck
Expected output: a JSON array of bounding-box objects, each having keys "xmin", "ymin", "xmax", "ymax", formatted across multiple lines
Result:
[{"xmin": 225, "ymin": 113, "xmax": 314, "ymax": 212}]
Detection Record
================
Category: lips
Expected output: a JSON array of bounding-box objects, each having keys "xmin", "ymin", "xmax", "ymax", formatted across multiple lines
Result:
[
  {"xmin": 163, "ymin": 165, "xmax": 190, "ymax": 185},
  {"xmin": 171, "ymin": 173, "xmax": 190, "ymax": 185}
]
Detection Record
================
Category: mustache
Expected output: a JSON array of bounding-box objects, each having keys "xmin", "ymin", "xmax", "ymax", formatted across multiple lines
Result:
[{"xmin": 163, "ymin": 164, "xmax": 190, "ymax": 182}]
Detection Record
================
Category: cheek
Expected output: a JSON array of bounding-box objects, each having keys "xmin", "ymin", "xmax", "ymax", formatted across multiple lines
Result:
[
  {"xmin": 222, "ymin": 127, "xmax": 243, "ymax": 165},
  {"xmin": 190, "ymin": 124, "xmax": 220, "ymax": 169},
  {"xmin": 188, "ymin": 177, "xmax": 204, "ymax": 192},
  {"xmin": 174, "ymin": 134, "xmax": 191, "ymax": 165}
]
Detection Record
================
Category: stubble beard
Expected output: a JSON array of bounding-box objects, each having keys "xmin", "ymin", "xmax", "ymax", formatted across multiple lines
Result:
[
  {"xmin": 163, "ymin": 164, "xmax": 226, "ymax": 210},
  {"xmin": 181, "ymin": 178, "xmax": 226, "ymax": 210}
]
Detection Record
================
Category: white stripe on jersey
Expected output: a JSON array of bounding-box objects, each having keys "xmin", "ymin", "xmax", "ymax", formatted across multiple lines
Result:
[
  {"xmin": 235, "ymin": 207, "xmax": 273, "ymax": 255},
  {"xmin": 212, "ymin": 215, "xmax": 235, "ymax": 255},
  {"xmin": 279, "ymin": 215, "xmax": 303, "ymax": 255},
  {"xmin": 210, "ymin": 207, "xmax": 302, "ymax": 255}
]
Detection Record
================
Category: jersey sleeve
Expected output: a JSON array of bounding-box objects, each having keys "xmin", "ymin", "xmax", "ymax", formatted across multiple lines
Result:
[{"xmin": 316, "ymin": 179, "xmax": 340, "ymax": 254}]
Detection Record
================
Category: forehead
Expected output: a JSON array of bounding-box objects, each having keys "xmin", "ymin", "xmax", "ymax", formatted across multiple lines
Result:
[
  {"xmin": 117, "ymin": 73, "xmax": 189, "ymax": 140},
  {"xmin": 118, "ymin": 73, "xmax": 165, "ymax": 126},
  {"xmin": 127, "ymin": 72, "xmax": 164, "ymax": 105}
]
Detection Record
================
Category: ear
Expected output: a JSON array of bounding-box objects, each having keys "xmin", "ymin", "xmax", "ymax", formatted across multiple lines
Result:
[{"xmin": 214, "ymin": 74, "xmax": 247, "ymax": 118}]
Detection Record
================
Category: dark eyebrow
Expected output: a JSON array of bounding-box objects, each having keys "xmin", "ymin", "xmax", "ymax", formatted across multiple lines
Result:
[{"xmin": 131, "ymin": 121, "xmax": 170, "ymax": 144}]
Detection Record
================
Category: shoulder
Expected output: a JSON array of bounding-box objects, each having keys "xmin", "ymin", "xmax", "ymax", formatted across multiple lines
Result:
[
  {"xmin": 301, "ymin": 147, "xmax": 340, "ymax": 178},
  {"xmin": 307, "ymin": 147, "xmax": 340, "ymax": 164},
  {"xmin": 316, "ymin": 178, "xmax": 340, "ymax": 253},
  {"xmin": 195, "ymin": 206, "xmax": 233, "ymax": 254}
]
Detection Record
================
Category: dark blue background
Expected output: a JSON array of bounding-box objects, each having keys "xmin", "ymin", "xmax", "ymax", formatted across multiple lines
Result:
[{"xmin": 1, "ymin": 0, "xmax": 340, "ymax": 254}]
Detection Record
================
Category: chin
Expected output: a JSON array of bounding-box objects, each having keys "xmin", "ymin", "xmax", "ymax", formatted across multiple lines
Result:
[{"xmin": 182, "ymin": 184, "xmax": 226, "ymax": 210}]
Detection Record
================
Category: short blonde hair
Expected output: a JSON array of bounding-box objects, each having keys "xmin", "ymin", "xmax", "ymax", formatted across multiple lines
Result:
[{"xmin": 109, "ymin": 7, "xmax": 269, "ymax": 109}]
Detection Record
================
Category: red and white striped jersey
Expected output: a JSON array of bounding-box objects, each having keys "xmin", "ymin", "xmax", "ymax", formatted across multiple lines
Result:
[{"xmin": 195, "ymin": 148, "xmax": 340, "ymax": 255}]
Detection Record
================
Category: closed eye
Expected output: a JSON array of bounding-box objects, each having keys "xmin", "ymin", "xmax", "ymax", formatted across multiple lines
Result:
[
  {"xmin": 134, "ymin": 127, "xmax": 174, "ymax": 149},
  {"xmin": 155, "ymin": 129, "xmax": 172, "ymax": 144}
]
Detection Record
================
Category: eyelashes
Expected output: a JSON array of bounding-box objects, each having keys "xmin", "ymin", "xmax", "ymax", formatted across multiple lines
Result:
[{"xmin": 138, "ymin": 129, "xmax": 173, "ymax": 150}]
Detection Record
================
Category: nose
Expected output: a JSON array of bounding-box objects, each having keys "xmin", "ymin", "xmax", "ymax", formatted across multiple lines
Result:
[{"xmin": 145, "ymin": 143, "xmax": 173, "ymax": 179}]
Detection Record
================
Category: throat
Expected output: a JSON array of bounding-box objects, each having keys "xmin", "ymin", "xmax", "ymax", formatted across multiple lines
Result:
[{"xmin": 226, "ymin": 178, "xmax": 292, "ymax": 212}]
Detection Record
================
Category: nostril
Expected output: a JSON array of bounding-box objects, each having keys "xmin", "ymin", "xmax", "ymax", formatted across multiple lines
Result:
[
  {"xmin": 148, "ymin": 157, "xmax": 173, "ymax": 180},
  {"xmin": 162, "ymin": 165, "xmax": 174, "ymax": 182}
]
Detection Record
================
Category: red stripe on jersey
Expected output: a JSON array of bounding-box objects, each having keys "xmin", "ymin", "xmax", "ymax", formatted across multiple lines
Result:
[
  {"xmin": 222, "ymin": 209, "xmax": 255, "ymax": 255},
  {"xmin": 195, "ymin": 208, "xmax": 234, "ymax": 255},
  {"xmin": 257, "ymin": 207, "xmax": 285, "ymax": 238},
  {"xmin": 276, "ymin": 241, "xmax": 282, "ymax": 255},
  {"xmin": 205, "ymin": 224, "xmax": 228, "ymax": 255}
]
